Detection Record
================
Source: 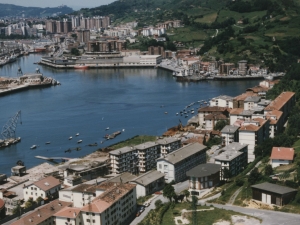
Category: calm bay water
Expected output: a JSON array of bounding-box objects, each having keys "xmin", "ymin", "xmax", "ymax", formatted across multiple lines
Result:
[{"xmin": 0, "ymin": 54, "xmax": 258, "ymax": 175}]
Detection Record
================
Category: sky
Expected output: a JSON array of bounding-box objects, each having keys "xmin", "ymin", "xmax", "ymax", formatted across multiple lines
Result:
[{"xmin": 0, "ymin": 0, "xmax": 116, "ymax": 10}]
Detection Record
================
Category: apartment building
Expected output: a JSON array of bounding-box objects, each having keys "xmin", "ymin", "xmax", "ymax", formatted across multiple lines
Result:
[
  {"xmin": 265, "ymin": 110, "xmax": 284, "ymax": 138},
  {"xmin": 204, "ymin": 113, "xmax": 228, "ymax": 130},
  {"xmin": 244, "ymin": 96, "xmax": 261, "ymax": 110},
  {"xmin": 109, "ymin": 138, "xmax": 181, "ymax": 175},
  {"xmin": 221, "ymin": 125, "xmax": 239, "ymax": 146},
  {"xmin": 198, "ymin": 106, "xmax": 229, "ymax": 128},
  {"xmin": 239, "ymin": 118, "xmax": 270, "ymax": 162},
  {"xmin": 186, "ymin": 163, "xmax": 221, "ymax": 196},
  {"xmin": 233, "ymin": 92, "xmax": 258, "ymax": 109},
  {"xmin": 209, "ymin": 95, "xmax": 233, "ymax": 108},
  {"xmin": 214, "ymin": 142, "xmax": 248, "ymax": 180},
  {"xmin": 264, "ymin": 91, "xmax": 295, "ymax": 122},
  {"xmin": 156, "ymin": 143, "xmax": 207, "ymax": 183},
  {"xmin": 23, "ymin": 176, "xmax": 61, "ymax": 201}
]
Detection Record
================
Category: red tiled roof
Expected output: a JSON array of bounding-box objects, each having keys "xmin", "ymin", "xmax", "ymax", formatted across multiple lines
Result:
[
  {"xmin": 0, "ymin": 199, "xmax": 4, "ymax": 210},
  {"xmin": 230, "ymin": 108, "xmax": 244, "ymax": 115},
  {"xmin": 11, "ymin": 200, "xmax": 71, "ymax": 225},
  {"xmin": 204, "ymin": 113, "xmax": 227, "ymax": 120},
  {"xmin": 270, "ymin": 147, "xmax": 294, "ymax": 160},
  {"xmin": 234, "ymin": 92, "xmax": 257, "ymax": 101},
  {"xmin": 54, "ymin": 207, "xmax": 81, "ymax": 218},
  {"xmin": 198, "ymin": 106, "xmax": 228, "ymax": 113},
  {"xmin": 33, "ymin": 176, "xmax": 61, "ymax": 192},
  {"xmin": 239, "ymin": 124, "xmax": 260, "ymax": 132},
  {"xmin": 265, "ymin": 92, "xmax": 295, "ymax": 111}
]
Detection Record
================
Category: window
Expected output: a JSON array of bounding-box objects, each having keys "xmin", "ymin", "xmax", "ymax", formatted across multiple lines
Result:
[
  {"xmin": 164, "ymin": 164, "xmax": 168, "ymax": 170},
  {"xmin": 87, "ymin": 219, "xmax": 90, "ymax": 222},
  {"xmin": 159, "ymin": 164, "xmax": 162, "ymax": 169}
]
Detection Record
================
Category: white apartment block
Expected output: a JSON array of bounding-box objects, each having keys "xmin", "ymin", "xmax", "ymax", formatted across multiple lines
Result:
[
  {"xmin": 140, "ymin": 55, "xmax": 162, "ymax": 65},
  {"xmin": 221, "ymin": 125, "xmax": 239, "ymax": 146},
  {"xmin": 23, "ymin": 176, "xmax": 61, "ymax": 201},
  {"xmin": 156, "ymin": 143, "xmax": 207, "ymax": 183},
  {"xmin": 239, "ymin": 118, "xmax": 270, "ymax": 162},
  {"xmin": 214, "ymin": 142, "xmax": 248, "ymax": 180},
  {"xmin": 209, "ymin": 95, "xmax": 233, "ymax": 108},
  {"xmin": 109, "ymin": 138, "xmax": 181, "ymax": 174}
]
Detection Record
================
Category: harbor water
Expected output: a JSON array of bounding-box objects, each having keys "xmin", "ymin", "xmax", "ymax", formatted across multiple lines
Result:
[{"xmin": 0, "ymin": 54, "xmax": 258, "ymax": 175}]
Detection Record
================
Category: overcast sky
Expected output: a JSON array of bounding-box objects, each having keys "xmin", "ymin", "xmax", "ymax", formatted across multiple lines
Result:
[{"xmin": 0, "ymin": 0, "xmax": 116, "ymax": 10}]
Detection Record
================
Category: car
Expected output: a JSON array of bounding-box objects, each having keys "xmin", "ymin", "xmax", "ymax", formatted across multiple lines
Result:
[
  {"xmin": 139, "ymin": 206, "xmax": 145, "ymax": 213},
  {"xmin": 136, "ymin": 212, "xmax": 141, "ymax": 217},
  {"xmin": 144, "ymin": 202, "xmax": 150, "ymax": 207}
]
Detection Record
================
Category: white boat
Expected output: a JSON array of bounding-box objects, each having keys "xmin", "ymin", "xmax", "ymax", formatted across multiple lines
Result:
[
  {"xmin": 77, "ymin": 140, "xmax": 82, "ymax": 144},
  {"xmin": 45, "ymin": 142, "xmax": 51, "ymax": 144},
  {"xmin": 69, "ymin": 136, "xmax": 72, "ymax": 140},
  {"xmin": 30, "ymin": 145, "xmax": 37, "ymax": 149},
  {"xmin": 172, "ymin": 71, "xmax": 176, "ymax": 76},
  {"xmin": 76, "ymin": 133, "xmax": 79, "ymax": 136},
  {"xmin": 122, "ymin": 129, "xmax": 125, "ymax": 132},
  {"xmin": 106, "ymin": 127, "xmax": 109, "ymax": 130}
]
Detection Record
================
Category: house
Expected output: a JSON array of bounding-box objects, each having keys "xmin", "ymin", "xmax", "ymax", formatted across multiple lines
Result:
[
  {"xmin": 221, "ymin": 125, "xmax": 239, "ymax": 146},
  {"xmin": 214, "ymin": 142, "xmax": 248, "ymax": 180},
  {"xmin": 233, "ymin": 92, "xmax": 258, "ymax": 109},
  {"xmin": 130, "ymin": 170, "xmax": 165, "ymax": 198},
  {"xmin": 209, "ymin": 95, "xmax": 233, "ymax": 108},
  {"xmin": 244, "ymin": 96, "xmax": 261, "ymax": 110},
  {"xmin": 11, "ymin": 199, "xmax": 71, "ymax": 225},
  {"xmin": 251, "ymin": 182, "xmax": 297, "ymax": 206},
  {"xmin": 204, "ymin": 113, "xmax": 228, "ymax": 130},
  {"xmin": 246, "ymin": 86, "xmax": 269, "ymax": 97},
  {"xmin": 23, "ymin": 176, "xmax": 61, "ymax": 201},
  {"xmin": 54, "ymin": 207, "xmax": 81, "ymax": 225},
  {"xmin": 186, "ymin": 163, "xmax": 221, "ymax": 196},
  {"xmin": 239, "ymin": 118, "xmax": 270, "ymax": 162},
  {"xmin": 198, "ymin": 106, "xmax": 229, "ymax": 128},
  {"xmin": 270, "ymin": 147, "xmax": 294, "ymax": 168},
  {"xmin": 156, "ymin": 143, "xmax": 207, "ymax": 183}
]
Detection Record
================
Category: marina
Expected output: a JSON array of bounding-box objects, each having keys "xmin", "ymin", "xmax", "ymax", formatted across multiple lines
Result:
[{"xmin": 0, "ymin": 54, "xmax": 259, "ymax": 176}]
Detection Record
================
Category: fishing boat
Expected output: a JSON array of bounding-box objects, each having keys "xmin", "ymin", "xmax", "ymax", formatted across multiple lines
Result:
[
  {"xmin": 106, "ymin": 127, "xmax": 109, "ymax": 130},
  {"xmin": 76, "ymin": 133, "xmax": 79, "ymax": 136},
  {"xmin": 30, "ymin": 145, "xmax": 37, "ymax": 149},
  {"xmin": 69, "ymin": 136, "xmax": 72, "ymax": 140},
  {"xmin": 77, "ymin": 140, "xmax": 83, "ymax": 144},
  {"xmin": 74, "ymin": 65, "xmax": 89, "ymax": 69}
]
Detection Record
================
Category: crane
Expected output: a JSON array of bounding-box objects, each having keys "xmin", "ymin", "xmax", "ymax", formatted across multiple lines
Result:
[{"xmin": 1, "ymin": 110, "xmax": 22, "ymax": 140}]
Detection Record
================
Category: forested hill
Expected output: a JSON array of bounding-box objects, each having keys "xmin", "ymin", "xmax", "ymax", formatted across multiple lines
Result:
[{"xmin": 0, "ymin": 4, "xmax": 73, "ymax": 17}]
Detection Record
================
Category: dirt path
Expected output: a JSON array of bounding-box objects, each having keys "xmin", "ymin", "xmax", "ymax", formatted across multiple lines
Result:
[{"xmin": 227, "ymin": 187, "xmax": 242, "ymax": 205}]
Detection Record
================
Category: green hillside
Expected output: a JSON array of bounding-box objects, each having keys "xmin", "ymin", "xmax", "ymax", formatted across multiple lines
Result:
[
  {"xmin": 75, "ymin": 0, "xmax": 300, "ymax": 71},
  {"xmin": 0, "ymin": 4, "xmax": 73, "ymax": 17}
]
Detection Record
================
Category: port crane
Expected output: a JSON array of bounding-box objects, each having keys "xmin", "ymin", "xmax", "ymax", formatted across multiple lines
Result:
[{"xmin": 1, "ymin": 110, "xmax": 22, "ymax": 140}]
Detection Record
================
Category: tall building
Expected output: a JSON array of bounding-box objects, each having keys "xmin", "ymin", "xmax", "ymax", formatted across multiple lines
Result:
[
  {"xmin": 56, "ymin": 21, "xmax": 64, "ymax": 33},
  {"xmin": 63, "ymin": 19, "xmax": 72, "ymax": 33}
]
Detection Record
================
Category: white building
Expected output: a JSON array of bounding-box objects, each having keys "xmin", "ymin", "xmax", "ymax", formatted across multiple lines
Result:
[
  {"xmin": 239, "ymin": 118, "xmax": 270, "ymax": 162},
  {"xmin": 140, "ymin": 55, "xmax": 162, "ymax": 65},
  {"xmin": 198, "ymin": 106, "xmax": 229, "ymax": 128},
  {"xmin": 130, "ymin": 170, "xmax": 165, "ymax": 198},
  {"xmin": 156, "ymin": 143, "xmax": 207, "ymax": 183},
  {"xmin": 209, "ymin": 95, "xmax": 233, "ymax": 108},
  {"xmin": 221, "ymin": 125, "xmax": 239, "ymax": 146},
  {"xmin": 270, "ymin": 147, "xmax": 294, "ymax": 168},
  {"xmin": 214, "ymin": 142, "xmax": 248, "ymax": 180},
  {"xmin": 23, "ymin": 176, "xmax": 61, "ymax": 201},
  {"xmin": 244, "ymin": 96, "xmax": 261, "ymax": 110}
]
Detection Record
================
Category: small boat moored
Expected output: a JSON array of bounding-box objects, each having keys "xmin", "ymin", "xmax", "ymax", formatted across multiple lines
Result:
[
  {"xmin": 30, "ymin": 145, "xmax": 37, "ymax": 149},
  {"xmin": 69, "ymin": 136, "xmax": 72, "ymax": 140},
  {"xmin": 77, "ymin": 140, "xmax": 83, "ymax": 144},
  {"xmin": 74, "ymin": 65, "xmax": 89, "ymax": 69},
  {"xmin": 76, "ymin": 133, "xmax": 79, "ymax": 136},
  {"xmin": 45, "ymin": 142, "xmax": 51, "ymax": 144}
]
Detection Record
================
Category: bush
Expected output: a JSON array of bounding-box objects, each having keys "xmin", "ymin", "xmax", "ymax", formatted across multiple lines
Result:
[
  {"xmin": 155, "ymin": 199, "xmax": 163, "ymax": 209},
  {"xmin": 285, "ymin": 180, "xmax": 299, "ymax": 189},
  {"xmin": 235, "ymin": 179, "xmax": 244, "ymax": 187}
]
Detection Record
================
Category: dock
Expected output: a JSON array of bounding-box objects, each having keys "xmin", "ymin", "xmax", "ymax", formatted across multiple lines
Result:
[{"xmin": 35, "ymin": 156, "xmax": 72, "ymax": 161}]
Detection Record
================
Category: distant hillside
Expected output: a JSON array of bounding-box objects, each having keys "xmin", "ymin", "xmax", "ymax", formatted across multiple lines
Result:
[
  {"xmin": 0, "ymin": 4, "xmax": 73, "ymax": 17},
  {"xmin": 74, "ymin": 0, "xmax": 300, "ymax": 71}
]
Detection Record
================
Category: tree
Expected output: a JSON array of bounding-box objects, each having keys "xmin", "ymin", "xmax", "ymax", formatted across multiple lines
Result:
[
  {"xmin": 163, "ymin": 183, "xmax": 176, "ymax": 201},
  {"xmin": 264, "ymin": 165, "xmax": 273, "ymax": 176},
  {"xmin": 154, "ymin": 199, "xmax": 162, "ymax": 209},
  {"xmin": 248, "ymin": 168, "xmax": 261, "ymax": 185},
  {"xmin": 182, "ymin": 190, "xmax": 190, "ymax": 201},
  {"xmin": 71, "ymin": 48, "xmax": 80, "ymax": 56},
  {"xmin": 223, "ymin": 167, "xmax": 231, "ymax": 181},
  {"xmin": 36, "ymin": 196, "xmax": 43, "ymax": 205},
  {"xmin": 214, "ymin": 120, "xmax": 228, "ymax": 131}
]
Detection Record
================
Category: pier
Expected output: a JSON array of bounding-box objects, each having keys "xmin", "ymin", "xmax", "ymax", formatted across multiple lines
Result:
[{"xmin": 35, "ymin": 156, "xmax": 72, "ymax": 161}]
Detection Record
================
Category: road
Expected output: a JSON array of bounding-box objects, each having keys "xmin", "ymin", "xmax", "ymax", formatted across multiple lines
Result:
[{"xmin": 213, "ymin": 204, "xmax": 300, "ymax": 225}]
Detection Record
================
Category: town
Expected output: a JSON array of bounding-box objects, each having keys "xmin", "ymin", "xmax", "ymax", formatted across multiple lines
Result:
[{"xmin": 1, "ymin": 1, "xmax": 300, "ymax": 225}]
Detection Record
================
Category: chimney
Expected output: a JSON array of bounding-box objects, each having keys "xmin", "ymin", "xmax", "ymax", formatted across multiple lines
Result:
[{"xmin": 278, "ymin": 148, "xmax": 280, "ymax": 151}]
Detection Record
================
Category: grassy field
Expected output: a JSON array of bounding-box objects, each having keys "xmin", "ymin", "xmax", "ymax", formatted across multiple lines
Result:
[
  {"xmin": 168, "ymin": 27, "xmax": 209, "ymax": 42},
  {"xmin": 161, "ymin": 202, "xmax": 249, "ymax": 225},
  {"xmin": 216, "ymin": 10, "xmax": 267, "ymax": 23},
  {"xmin": 109, "ymin": 135, "xmax": 156, "ymax": 150},
  {"xmin": 195, "ymin": 12, "xmax": 218, "ymax": 24}
]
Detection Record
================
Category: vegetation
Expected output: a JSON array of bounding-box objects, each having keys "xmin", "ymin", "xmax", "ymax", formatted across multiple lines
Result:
[
  {"xmin": 163, "ymin": 183, "xmax": 176, "ymax": 202},
  {"xmin": 108, "ymin": 135, "xmax": 156, "ymax": 150},
  {"xmin": 137, "ymin": 195, "xmax": 153, "ymax": 205},
  {"xmin": 214, "ymin": 120, "xmax": 228, "ymax": 131}
]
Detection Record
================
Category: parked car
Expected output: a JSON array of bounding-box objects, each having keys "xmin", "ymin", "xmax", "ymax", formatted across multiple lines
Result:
[
  {"xmin": 144, "ymin": 202, "xmax": 150, "ymax": 207},
  {"xmin": 139, "ymin": 206, "xmax": 145, "ymax": 213},
  {"xmin": 136, "ymin": 211, "xmax": 141, "ymax": 217}
]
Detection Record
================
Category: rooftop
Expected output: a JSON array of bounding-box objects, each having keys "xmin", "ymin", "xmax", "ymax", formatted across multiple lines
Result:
[
  {"xmin": 211, "ymin": 95, "xmax": 233, "ymax": 101},
  {"xmin": 186, "ymin": 163, "xmax": 221, "ymax": 178},
  {"xmin": 130, "ymin": 170, "xmax": 164, "ymax": 186},
  {"xmin": 107, "ymin": 172, "xmax": 137, "ymax": 183},
  {"xmin": 265, "ymin": 92, "xmax": 295, "ymax": 111},
  {"xmin": 135, "ymin": 141, "xmax": 158, "ymax": 150},
  {"xmin": 109, "ymin": 146, "xmax": 136, "ymax": 155},
  {"xmin": 156, "ymin": 143, "xmax": 207, "ymax": 164},
  {"xmin": 270, "ymin": 147, "xmax": 294, "ymax": 160},
  {"xmin": 230, "ymin": 108, "xmax": 244, "ymax": 115},
  {"xmin": 221, "ymin": 125, "xmax": 239, "ymax": 134},
  {"xmin": 54, "ymin": 207, "xmax": 81, "ymax": 219},
  {"xmin": 156, "ymin": 137, "xmax": 180, "ymax": 145},
  {"xmin": 11, "ymin": 199, "xmax": 71, "ymax": 225},
  {"xmin": 204, "ymin": 113, "xmax": 227, "ymax": 120},
  {"xmin": 30, "ymin": 176, "xmax": 61, "ymax": 192},
  {"xmin": 244, "ymin": 96, "xmax": 261, "ymax": 103},
  {"xmin": 251, "ymin": 182, "xmax": 297, "ymax": 195},
  {"xmin": 198, "ymin": 106, "xmax": 229, "ymax": 113}
]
